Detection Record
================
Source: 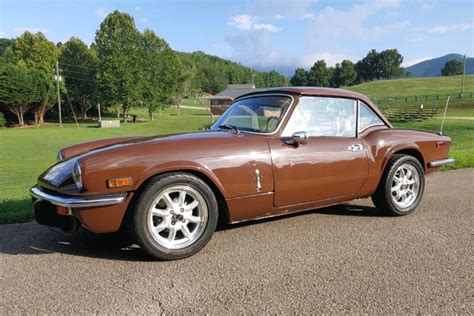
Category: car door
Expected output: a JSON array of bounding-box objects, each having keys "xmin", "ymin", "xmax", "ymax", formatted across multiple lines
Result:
[{"xmin": 269, "ymin": 96, "xmax": 368, "ymax": 207}]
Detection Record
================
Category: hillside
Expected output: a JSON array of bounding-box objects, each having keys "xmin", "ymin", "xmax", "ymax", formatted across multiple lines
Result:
[
  {"xmin": 177, "ymin": 51, "xmax": 286, "ymax": 94},
  {"xmin": 347, "ymin": 74, "xmax": 474, "ymax": 98},
  {"xmin": 404, "ymin": 54, "xmax": 474, "ymax": 78}
]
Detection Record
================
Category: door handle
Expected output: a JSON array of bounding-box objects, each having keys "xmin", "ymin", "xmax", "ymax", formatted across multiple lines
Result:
[{"xmin": 348, "ymin": 144, "xmax": 363, "ymax": 152}]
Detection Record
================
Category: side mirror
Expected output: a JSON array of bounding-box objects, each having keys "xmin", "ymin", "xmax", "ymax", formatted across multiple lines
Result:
[{"xmin": 285, "ymin": 131, "xmax": 308, "ymax": 145}]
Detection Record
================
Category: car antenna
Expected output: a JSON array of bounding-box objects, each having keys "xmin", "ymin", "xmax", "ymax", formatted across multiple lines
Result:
[{"xmin": 438, "ymin": 96, "xmax": 450, "ymax": 135}]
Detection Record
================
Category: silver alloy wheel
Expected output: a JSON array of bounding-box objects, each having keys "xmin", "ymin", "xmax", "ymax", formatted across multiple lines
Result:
[
  {"xmin": 390, "ymin": 163, "xmax": 420, "ymax": 210},
  {"xmin": 147, "ymin": 185, "xmax": 208, "ymax": 250}
]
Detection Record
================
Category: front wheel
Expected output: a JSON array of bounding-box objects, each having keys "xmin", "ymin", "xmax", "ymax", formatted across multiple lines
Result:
[
  {"xmin": 132, "ymin": 173, "xmax": 218, "ymax": 260},
  {"xmin": 372, "ymin": 154, "xmax": 425, "ymax": 216}
]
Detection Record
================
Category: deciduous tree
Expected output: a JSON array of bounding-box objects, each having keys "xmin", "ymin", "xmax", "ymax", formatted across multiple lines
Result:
[
  {"xmin": 290, "ymin": 68, "xmax": 307, "ymax": 86},
  {"xmin": 441, "ymin": 59, "xmax": 463, "ymax": 76},
  {"xmin": 59, "ymin": 37, "xmax": 98, "ymax": 119},
  {"xmin": 95, "ymin": 11, "xmax": 142, "ymax": 121}
]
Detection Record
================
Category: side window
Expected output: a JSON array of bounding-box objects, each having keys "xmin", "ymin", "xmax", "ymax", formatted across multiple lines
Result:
[
  {"xmin": 359, "ymin": 102, "xmax": 384, "ymax": 132},
  {"xmin": 283, "ymin": 96, "xmax": 356, "ymax": 137}
]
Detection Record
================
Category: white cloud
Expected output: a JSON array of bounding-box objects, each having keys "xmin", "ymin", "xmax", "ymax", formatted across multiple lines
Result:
[
  {"xmin": 427, "ymin": 22, "xmax": 473, "ymax": 34},
  {"xmin": 135, "ymin": 6, "xmax": 141, "ymax": 12},
  {"xmin": 140, "ymin": 17, "xmax": 148, "ymax": 23},
  {"xmin": 94, "ymin": 8, "xmax": 109, "ymax": 19},
  {"xmin": 228, "ymin": 14, "xmax": 281, "ymax": 32},
  {"xmin": 0, "ymin": 31, "xmax": 5, "ymax": 37},
  {"xmin": 307, "ymin": 0, "xmax": 402, "ymax": 42},
  {"xmin": 12, "ymin": 27, "xmax": 48, "ymax": 35}
]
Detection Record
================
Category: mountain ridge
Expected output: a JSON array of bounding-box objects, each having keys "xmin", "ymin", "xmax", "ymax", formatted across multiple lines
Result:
[{"xmin": 404, "ymin": 54, "xmax": 474, "ymax": 78}]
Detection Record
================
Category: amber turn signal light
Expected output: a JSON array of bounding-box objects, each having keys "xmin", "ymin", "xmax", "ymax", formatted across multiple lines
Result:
[{"xmin": 107, "ymin": 177, "xmax": 132, "ymax": 188}]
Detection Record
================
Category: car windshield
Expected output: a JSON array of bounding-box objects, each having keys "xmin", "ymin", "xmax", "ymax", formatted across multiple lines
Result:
[{"xmin": 211, "ymin": 95, "xmax": 293, "ymax": 134}]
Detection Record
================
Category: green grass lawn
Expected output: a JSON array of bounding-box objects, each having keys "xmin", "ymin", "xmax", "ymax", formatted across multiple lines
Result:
[
  {"xmin": 347, "ymin": 75, "xmax": 474, "ymax": 98},
  {"xmin": 1, "ymin": 110, "xmax": 472, "ymax": 224}
]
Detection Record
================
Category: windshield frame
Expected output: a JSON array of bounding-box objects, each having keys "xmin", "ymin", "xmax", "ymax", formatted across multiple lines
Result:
[{"xmin": 211, "ymin": 93, "xmax": 295, "ymax": 136}]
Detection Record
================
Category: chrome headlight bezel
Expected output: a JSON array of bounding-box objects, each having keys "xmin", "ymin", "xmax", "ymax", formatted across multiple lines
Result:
[{"xmin": 72, "ymin": 160, "xmax": 83, "ymax": 191}]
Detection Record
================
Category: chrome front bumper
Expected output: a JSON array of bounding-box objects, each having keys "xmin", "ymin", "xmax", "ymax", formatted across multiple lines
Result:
[
  {"xmin": 30, "ymin": 186, "xmax": 127, "ymax": 208},
  {"xmin": 428, "ymin": 158, "xmax": 455, "ymax": 168}
]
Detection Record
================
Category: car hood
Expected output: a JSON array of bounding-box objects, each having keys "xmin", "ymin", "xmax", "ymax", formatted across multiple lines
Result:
[{"xmin": 38, "ymin": 130, "xmax": 269, "ymax": 195}]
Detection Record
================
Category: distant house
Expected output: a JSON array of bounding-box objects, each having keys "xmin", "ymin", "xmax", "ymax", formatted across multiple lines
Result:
[{"xmin": 208, "ymin": 84, "xmax": 264, "ymax": 115}]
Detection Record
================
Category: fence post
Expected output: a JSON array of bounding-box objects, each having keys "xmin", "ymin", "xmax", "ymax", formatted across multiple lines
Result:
[
  {"xmin": 405, "ymin": 96, "xmax": 407, "ymax": 102},
  {"xmin": 437, "ymin": 94, "xmax": 439, "ymax": 100}
]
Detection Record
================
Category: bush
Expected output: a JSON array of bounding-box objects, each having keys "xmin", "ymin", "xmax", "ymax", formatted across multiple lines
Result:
[{"xmin": 0, "ymin": 112, "xmax": 6, "ymax": 127}]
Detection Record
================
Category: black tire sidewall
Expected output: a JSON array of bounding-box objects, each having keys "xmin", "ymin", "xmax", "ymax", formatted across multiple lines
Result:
[
  {"xmin": 383, "ymin": 155, "xmax": 425, "ymax": 215},
  {"xmin": 133, "ymin": 173, "xmax": 218, "ymax": 260}
]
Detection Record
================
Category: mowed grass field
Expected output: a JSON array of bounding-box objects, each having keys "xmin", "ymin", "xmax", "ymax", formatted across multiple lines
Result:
[{"xmin": 347, "ymin": 75, "xmax": 474, "ymax": 98}]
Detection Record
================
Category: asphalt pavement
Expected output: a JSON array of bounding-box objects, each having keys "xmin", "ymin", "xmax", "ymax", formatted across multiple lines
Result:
[{"xmin": 1, "ymin": 169, "xmax": 473, "ymax": 314}]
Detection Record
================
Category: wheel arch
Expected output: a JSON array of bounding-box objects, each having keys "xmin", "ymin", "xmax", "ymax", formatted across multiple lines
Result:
[
  {"xmin": 382, "ymin": 145, "xmax": 426, "ymax": 174},
  {"xmin": 121, "ymin": 168, "xmax": 230, "ymax": 231}
]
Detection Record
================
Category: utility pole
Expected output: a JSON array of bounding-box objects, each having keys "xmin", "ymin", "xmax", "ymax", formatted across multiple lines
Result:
[
  {"xmin": 55, "ymin": 61, "xmax": 63, "ymax": 127},
  {"xmin": 461, "ymin": 54, "xmax": 467, "ymax": 98}
]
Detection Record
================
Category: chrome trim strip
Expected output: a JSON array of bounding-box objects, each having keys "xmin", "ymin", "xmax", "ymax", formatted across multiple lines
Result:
[
  {"xmin": 255, "ymin": 169, "xmax": 262, "ymax": 191},
  {"xmin": 30, "ymin": 186, "xmax": 127, "ymax": 208},
  {"xmin": 428, "ymin": 158, "xmax": 455, "ymax": 168}
]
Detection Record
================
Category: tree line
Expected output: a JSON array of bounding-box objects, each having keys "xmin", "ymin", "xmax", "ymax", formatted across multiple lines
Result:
[
  {"xmin": 290, "ymin": 49, "xmax": 405, "ymax": 88},
  {"xmin": 0, "ymin": 10, "xmax": 286, "ymax": 126}
]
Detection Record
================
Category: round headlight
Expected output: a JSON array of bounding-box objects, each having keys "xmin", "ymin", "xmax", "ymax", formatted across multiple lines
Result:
[
  {"xmin": 72, "ymin": 161, "xmax": 83, "ymax": 191},
  {"xmin": 57, "ymin": 150, "xmax": 63, "ymax": 161}
]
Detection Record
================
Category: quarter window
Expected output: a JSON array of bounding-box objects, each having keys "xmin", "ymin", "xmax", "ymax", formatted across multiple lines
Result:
[
  {"xmin": 283, "ymin": 96, "xmax": 356, "ymax": 137},
  {"xmin": 359, "ymin": 102, "xmax": 384, "ymax": 132}
]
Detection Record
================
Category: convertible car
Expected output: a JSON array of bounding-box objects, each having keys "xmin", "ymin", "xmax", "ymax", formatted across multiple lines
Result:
[{"xmin": 31, "ymin": 87, "xmax": 454, "ymax": 260}]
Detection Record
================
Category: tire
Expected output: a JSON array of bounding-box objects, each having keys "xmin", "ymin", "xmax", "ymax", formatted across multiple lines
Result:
[
  {"xmin": 132, "ymin": 172, "xmax": 218, "ymax": 260},
  {"xmin": 372, "ymin": 154, "xmax": 425, "ymax": 216}
]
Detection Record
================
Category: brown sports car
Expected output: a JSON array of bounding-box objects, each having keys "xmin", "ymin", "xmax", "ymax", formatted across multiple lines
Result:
[{"xmin": 31, "ymin": 87, "xmax": 454, "ymax": 260}]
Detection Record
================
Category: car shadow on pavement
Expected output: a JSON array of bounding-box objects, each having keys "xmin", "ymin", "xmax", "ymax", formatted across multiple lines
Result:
[
  {"xmin": 217, "ymin": 203, "xmax": 385, "ymax": 232},
  {"xmin": 0, "ymin": 203, "xmax": 383, "ymax": 261}
]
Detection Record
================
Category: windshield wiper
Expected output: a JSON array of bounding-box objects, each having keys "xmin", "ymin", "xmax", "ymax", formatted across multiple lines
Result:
[{"xmin": 218, "ymin": 124, "xmax": 240, "ymax": 134}]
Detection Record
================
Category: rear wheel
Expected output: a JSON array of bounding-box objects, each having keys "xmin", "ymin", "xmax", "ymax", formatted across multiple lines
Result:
[
  {"xmin": 372, "ymin": 154, "xmax": 425, "ymax": 216},
  {"xmin": 132, "ymin": 173, "xmax": 218, "ymax": 260}
]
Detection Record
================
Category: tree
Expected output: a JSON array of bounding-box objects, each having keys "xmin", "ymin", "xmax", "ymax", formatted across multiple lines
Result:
[
  {"xmin": 356, "ymin": 49, "xmax": 380, "ymax": 82},
  {"xmin": 0, "ymin": 63, "xmax": 39, "ymax": 126},
  {"xmin": 4, "ymin": 32, "xmax": 58, "ymax": 124},
  {"xmin": 356, "ymin": 49, "xmax": 404, "ymax": 82},
  {"xmin": 332, "ymin": 60, "xmax": 357, "ymax": 87},
  {"xmin": 441, "ymin": 59, "xmax": 463, "ymax": 76},
  {"xmin": 0, "ymin": 38, "xmax": 14, "ymax": 56},
  {"xmin": 290, "ymin": 68, "xmax": 307, "ymax": 86},
  {"xmin": 378, "ymin": 49, "xmax": 404, "ymax": 79},
  {"xmin": 140, "ymin": 29, "xmax": 182, "ymax": 120},
  {"xmin": 59, "ymin": 37, "xmax": 98, "ymax": 119},
  {"xmin": 307, "ymin": 60, "xmax": 331, "ymax": 87},
  {"xmin": 95, "ymin": 11, "xmax": 143, "ymax": 121}
]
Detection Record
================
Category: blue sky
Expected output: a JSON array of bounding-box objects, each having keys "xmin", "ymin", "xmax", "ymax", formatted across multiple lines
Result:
[{"xmin": 1, "ymin": 0, "xmax": 473, "ymax": 75}]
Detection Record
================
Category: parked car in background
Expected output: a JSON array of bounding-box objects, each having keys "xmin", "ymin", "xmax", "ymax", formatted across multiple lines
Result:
[{"xmin": 31, "ymin": 87, "xmax": 454, "ymax": 260}]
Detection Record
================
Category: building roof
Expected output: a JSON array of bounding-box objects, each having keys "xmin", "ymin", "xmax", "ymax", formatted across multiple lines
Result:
[{"xmin": 210, "ymin": 84, "xmax": 265, "ymax": 100}]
